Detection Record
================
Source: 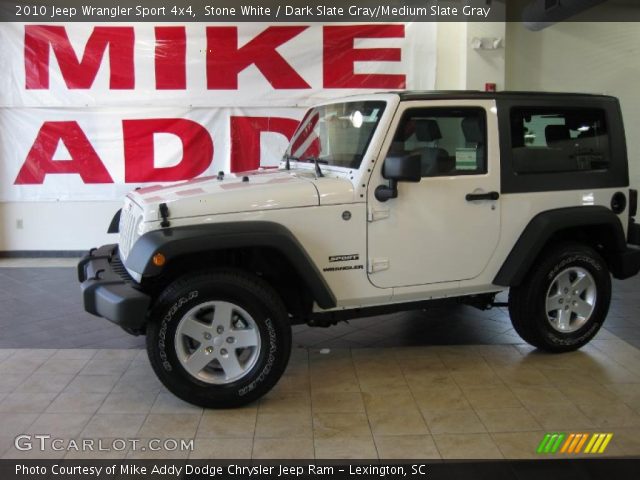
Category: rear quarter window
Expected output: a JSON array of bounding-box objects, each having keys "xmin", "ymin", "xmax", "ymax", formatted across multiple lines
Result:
[
  {"xmin": 511, "ymin": 107, "xmax": 610, "ymax": 174},
  {"xmin": 497, "ymin": 97, "xmax": 628, "ymax": 194}
]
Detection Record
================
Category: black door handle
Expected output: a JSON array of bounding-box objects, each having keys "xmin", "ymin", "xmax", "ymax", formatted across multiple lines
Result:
[{"xmin": 466, "ymin": 191, "xmax": 500, "ymax": 202}]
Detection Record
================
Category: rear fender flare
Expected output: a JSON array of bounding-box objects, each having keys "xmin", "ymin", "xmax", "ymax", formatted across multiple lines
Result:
[{"xmin": 493, "ymin": 206, "xmax": 626, "ymax": 286}]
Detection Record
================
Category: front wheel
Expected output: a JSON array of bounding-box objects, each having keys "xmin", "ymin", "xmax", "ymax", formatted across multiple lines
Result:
[
  {"xmin": 146, "ymin": 269, "xmax": 291, "ymax": 408},
  {"xmin": 508, "ymin": 243, "xmax": 611, "ymax": 352}
]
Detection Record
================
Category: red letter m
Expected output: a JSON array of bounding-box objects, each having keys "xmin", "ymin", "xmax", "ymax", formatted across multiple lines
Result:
[{"xmin": 25, "ymin": 25, "xmax": 135, "ymax": 89}]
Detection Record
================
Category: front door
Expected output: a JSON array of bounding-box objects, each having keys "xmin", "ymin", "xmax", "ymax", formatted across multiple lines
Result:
[{"xmin": 367, "ymin": 100, "xmax": 501, "ymax": 288}]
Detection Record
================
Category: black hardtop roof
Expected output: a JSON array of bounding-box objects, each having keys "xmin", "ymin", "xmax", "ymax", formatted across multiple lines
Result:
[{"xmin": 393, "ymin": 90, "xmax": 618, "ymax": 102}]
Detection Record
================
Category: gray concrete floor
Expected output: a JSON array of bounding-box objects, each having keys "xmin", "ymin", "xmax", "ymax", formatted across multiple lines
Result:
[{"xmin": 1, "ymin": 263, "xmax": 639, "ymax": 350}]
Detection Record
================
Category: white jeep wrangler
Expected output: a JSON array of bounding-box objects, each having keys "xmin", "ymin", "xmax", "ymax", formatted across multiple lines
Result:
[{"xmin": 79, "ymin": 91, "xmax": 640, "ymax": 407}]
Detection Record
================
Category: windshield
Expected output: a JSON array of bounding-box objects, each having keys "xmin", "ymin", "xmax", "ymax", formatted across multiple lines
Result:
[{"xmin": 285, "ymin": 101, "xmax": 386, "ymax": 170}]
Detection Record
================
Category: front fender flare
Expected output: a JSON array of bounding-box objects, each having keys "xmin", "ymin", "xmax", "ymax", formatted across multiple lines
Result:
[{"xmin": 124, "ymin": 221, "xmax": 336, "ymax": 309}]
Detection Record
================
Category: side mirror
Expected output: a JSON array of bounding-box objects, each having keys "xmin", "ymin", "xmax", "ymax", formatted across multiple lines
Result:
[
  {"xmin": 375, "ymin": 154, "xmax": 421, "ymax": 202},
  {"xmin": 382, "ymin": 153, "xmax": 422, "ymax": 182}
]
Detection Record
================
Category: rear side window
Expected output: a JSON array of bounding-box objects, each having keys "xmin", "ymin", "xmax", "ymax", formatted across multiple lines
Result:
[{"xmin": 511, "ymin": 108, "xmax": 610, "ymax": 174}]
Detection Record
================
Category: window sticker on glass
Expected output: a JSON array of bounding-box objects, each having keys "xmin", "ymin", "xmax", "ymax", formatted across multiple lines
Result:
[{"xmin": 456, "ymin": 148, "xmax": 478, "ymax": 170}]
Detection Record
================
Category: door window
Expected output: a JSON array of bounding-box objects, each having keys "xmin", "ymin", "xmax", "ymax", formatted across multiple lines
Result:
[{"xmin": 390, "ymin": 108, "xmax": 487, "ymax": 177}]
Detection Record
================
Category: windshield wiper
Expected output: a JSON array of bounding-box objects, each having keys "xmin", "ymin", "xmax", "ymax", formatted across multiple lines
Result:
[
  {"xmin": 283, "ymin": 154, "xmax": 327, "ymax": 178},
  {"xmin": 305, "ymin": 157, "xmax": 327, "ymax": 178},
  {"xmin": 282, "ymin": 154, "xmax": 298, "ymax": 171}
]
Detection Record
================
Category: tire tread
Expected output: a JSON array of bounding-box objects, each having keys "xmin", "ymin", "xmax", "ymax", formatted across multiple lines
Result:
[
  {"xmin": 508, "ymin": 242, "xmax": 611, "ymax": 353},
  {"xmin": 146, "ymin": 268, "xmax": 291, "ymax": 408}
]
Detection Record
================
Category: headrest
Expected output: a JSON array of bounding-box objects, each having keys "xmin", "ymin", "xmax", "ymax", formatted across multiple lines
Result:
[
  {"xmin": 400, "ymin": 120, "xmax": 416, "ymax": 141},
  {"xmin": 545, "ymin": 125, "xmax": 570, "ymax": 145},
  {"xmin": 415, "ymin": 119, "xmax": 442, "ymax": 142},
  {"xmin": 461, "ymin": 117, "xmax": 484, "ymax": 144}
]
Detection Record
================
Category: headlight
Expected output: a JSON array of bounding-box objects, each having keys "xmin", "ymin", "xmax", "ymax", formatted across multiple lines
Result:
[
  {"xmin": 118, "ymin": 201, "xmax": 143, "ymax": 261},
  {"xmin": 124, "ymin": 216, "xmax": 144, "ymax": 256},
  {"xmin": 123, "ymin": 219, "xmax": 146, "ymax": 283},
  {"xmin": 135, "ymin": 217, "xmax": 144, "ymax": 238}
]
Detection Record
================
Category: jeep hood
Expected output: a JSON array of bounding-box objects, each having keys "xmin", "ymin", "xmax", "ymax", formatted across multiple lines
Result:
[{"xmin": 129, "ymin": 169, "xmax": 355, "ymax": 220}]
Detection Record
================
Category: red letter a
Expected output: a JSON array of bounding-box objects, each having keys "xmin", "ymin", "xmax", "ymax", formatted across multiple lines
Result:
[{"xmin": 15, "ymin": 121, "xmax": 113, "ymax": 184}]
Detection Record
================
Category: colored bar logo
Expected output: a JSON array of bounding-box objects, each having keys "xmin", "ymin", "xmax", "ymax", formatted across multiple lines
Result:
[{"xmin": 537, "ymin": 433, "xmax": 613, "ymax": 454}]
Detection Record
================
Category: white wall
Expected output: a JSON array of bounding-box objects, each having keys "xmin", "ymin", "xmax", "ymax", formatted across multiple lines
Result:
[
  {"xmin": 0, "ymin": 201, "xmax": 121, "ymax": 251},
  {"xmin": 505, "ymin": 20, "xmax": 640, "ymax": 189},
  {"xmin": 435, "ymin": 22, "xmax": 467, "ymax": 90},
  {"xmin": 435, "ymin": 22, "xmax": 506, "ymax": 91},
  {"xmin": 464, "ymin": 22, "xmax": 506, "ymax": 91}
]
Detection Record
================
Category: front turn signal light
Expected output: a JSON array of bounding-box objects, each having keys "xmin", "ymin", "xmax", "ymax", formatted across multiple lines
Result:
[{"xmin": 152, "ymin": 253, "xmax": 166, "ymax": 267}]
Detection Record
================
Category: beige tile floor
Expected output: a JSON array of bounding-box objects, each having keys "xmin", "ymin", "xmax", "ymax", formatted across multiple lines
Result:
[{"xmin": 1, "ymin": 339, "xmax": 640, "ymax": 459}]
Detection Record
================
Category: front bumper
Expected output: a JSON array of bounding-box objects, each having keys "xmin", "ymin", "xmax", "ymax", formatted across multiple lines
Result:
[{"xmin": 78, "ymin": 244, "xmax": 150, "ymax": 334}]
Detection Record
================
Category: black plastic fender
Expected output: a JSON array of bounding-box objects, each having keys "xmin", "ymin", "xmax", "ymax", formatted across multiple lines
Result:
[
  {"xmin": 107, "ymin": 209, "xmax": 122, "ymax": 234},
  {"xmin": 494, "ymin": 206, "xmax": 628, "ymax": 286},
  {"xmin": 124, "ymin": 221, "xmax": 337, "ymax": 309}
]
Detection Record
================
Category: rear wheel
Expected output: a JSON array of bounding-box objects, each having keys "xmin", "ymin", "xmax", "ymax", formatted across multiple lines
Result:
[
  {"xmin": 508, "ymin": 243, "xmax": 611, "ymax": 352},
  {"xmin": 146, "ymin": 269, "xmax": 291, "ymax": 408}
]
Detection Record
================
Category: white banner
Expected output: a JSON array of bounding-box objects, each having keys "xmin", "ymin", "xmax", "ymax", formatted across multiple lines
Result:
[{"xmin": 0, "ymin": 22, "xmax": 436, "ymax": 201}]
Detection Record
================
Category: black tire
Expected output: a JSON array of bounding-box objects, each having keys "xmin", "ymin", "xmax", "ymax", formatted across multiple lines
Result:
[
  {"xmin": 146, "ymin": 269, "xmax": 291, "ymax": 408},
  {"xmin": 508, "ymin": 242, "xmax": 611, "ymax": 353}
]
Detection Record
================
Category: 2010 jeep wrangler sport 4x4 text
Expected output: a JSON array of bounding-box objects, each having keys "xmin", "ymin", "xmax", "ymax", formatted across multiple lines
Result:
[{"xmin": 79, "ymin": 91, "xmax": 640, "ymax": 407}]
